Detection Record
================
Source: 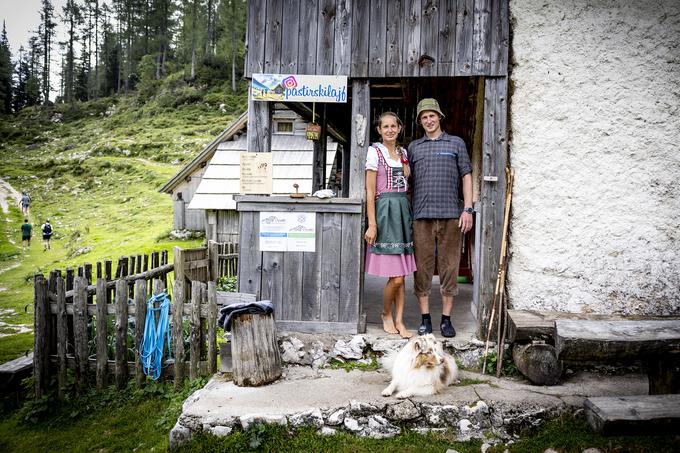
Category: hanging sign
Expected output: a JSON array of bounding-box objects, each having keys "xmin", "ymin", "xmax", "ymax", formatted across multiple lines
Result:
[
  {"xmin": 259, "ymin": 212, "xmax": 316, "ymax": 252},
  {"xmin": 251, "ymin": 74, "xmax": 348, "ymax": 103},
  {"xmin": 240, "ymin": 152, "xmax": 273, "ymax": 194}
]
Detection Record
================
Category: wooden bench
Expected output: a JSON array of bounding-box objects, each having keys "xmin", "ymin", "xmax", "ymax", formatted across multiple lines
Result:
[
  {"xmin": 585, "ymin": 394, "xmax": 680, "ymax": 435},
  {"xmin": 507, "ymin": 310, "xmax": 680, "ymax": 392},
  {"xmin": 0, "ymin": 353, "xmax": 33, "ymax": 394}
]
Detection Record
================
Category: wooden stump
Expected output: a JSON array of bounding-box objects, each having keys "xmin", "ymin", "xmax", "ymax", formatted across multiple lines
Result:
[
  {"xmin": 512, "ymin": 342, "xmax": 562, "ymax": 386},
  {"xmin": 232, "ymin": 313, "xmax": 281, "ymax": 386}
]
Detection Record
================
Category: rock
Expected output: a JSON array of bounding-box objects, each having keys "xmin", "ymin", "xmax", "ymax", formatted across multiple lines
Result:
[
  {"xmin": 326, "ymin": 408, "xmax": 346, "ymax": 426},
  {"xmin": 445, "ymin": 450, "xmax": 461, "ymax": 453},
  {"xmin": 459, "ymin": 418, "xmax": 473, "ymax": 432},
  {"xmin": 332, "ymin": 335, "xmax": 366, "ymax": 360},
  {"xmin": 209, "ymin": 426, "xmax": 232, "ymax": 437},
  {"xmin": 349, "ymin": 399, "xmax": 382, "ymax": 416},
  {"xmin": 319, "ymin": 426, "xmax": 337, "ymax": 436},
  {"xmin": 239, "ymin": 414, "xmax": 287, "ymax": 430},
  {"xmin": 385, "ymin": 400, "xmax": 420, "ymax": 421},
  {"xmin": 543, "ymin": 449, "xmax": 560, "ymax": 453},
  {"xmin": 582, "ymin": 449, "xmax": 602, "ymax": 453},
  {"xmin": 513, "ymin": 343, "xmax": 563, "ymax": 386},
  {"xmin": 371, "ymin": 338, "xmax": 407, "ymax": 353},
  {"xmin": 168, "ymin": 421, "xmax": 192, "ymax": 450},
  {"xmin": 422, "ymin": 404, "xmax": 459, "ymax": 426},
  {"xmin": 281, "ymin": 337, "xmax": 307, "ymax": 364},
  {"xmin": 462, "ymin": 400, "xmax": 490, "ymax": 424},
  {"xmin": 310, "ymin": 341, "xmax": 329, "ymax": 369},
  {"xmin": 481, "ymin": 442, "xmax": 492, "ymax": 453},
  {"xmin": 413, "ymin": 427, "xmax": 446, "ymax": 435},
  {"xmin": 364, "ymin": 414, "xmax": 400, "ymax": 439},
  {"xmin": 343, "ymin": 416, "xmax": 362, "ymax": 432},
  {"xmin": 289, "ymin": 408, "xmax": 324, "ymax": 428}
]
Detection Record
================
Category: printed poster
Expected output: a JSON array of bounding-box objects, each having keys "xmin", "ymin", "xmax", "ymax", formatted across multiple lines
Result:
[
  {"xmin": 240, "ymin": 152, "xmax": 272, "ymax": 194},
  {"xmin": 259, "ymin": 212, "xmax": 316, "ymax": 252},
  {"xmin": 251, "ymin": 74, "xmax": 348, "ymax": 103}
]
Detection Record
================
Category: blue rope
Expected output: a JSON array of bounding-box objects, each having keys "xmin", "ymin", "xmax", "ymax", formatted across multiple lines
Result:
[{"xmin": 139, "ymin": 291, "xmax": 172, "ymax": 380}]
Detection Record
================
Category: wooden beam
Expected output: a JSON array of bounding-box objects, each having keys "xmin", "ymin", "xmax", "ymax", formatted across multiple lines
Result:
[
  {"xmin": 585, "ymin": 395, "xmax": 680, "ymax": 436},
  {"xmin": 247, "ymin": 81, "xmax": 272, "ymax": 153},
  {"xmin": 349, "ymin": 79, "xmax": 370, "ymax": 199}
]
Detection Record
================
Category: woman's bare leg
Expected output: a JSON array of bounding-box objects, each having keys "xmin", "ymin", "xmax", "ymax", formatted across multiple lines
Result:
[
  {"xmin": 381, "ymin": 278, "xmax": 399, "ymax": 334},
  {"xmin": 392, "ymin": 277, "xmax": 413, "ymax": 338}
]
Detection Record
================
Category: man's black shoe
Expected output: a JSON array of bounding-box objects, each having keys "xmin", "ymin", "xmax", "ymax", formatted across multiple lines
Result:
[
  {"xmin": 440, "ymin": 318, "xmax": 456, "ymax": 338},
  {"xmin": 417, "ymin": 318, "xmax": 433, "ymax": 335}
]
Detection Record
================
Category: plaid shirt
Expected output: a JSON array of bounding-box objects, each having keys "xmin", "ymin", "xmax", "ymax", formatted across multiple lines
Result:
[{"xmin": 408, "ymin": 132, "xmax": 472, "ymax": 219}]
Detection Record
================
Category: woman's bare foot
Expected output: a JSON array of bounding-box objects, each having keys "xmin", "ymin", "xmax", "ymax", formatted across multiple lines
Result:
[
  {"xmin": 395, "ymin": 323, "xmax": 413, "ymax": 339},
  {"xmin": 381, "ymin": 313, "xmax": 399, "ymax": 334}
]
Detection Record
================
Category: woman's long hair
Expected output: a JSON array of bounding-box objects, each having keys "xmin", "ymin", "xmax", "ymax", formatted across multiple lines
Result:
[{"xmin": 377, "ymin": 111, "xmax": 410, "ymax": 178}]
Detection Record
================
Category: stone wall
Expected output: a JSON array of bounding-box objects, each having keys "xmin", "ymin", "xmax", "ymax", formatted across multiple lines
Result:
[{"xmin": 507, "ymin": 0, "xmax": 680, "ymax": 315}]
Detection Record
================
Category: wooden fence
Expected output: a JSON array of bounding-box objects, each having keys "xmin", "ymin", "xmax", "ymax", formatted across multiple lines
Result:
[{"xmin": 174, "ymin": 240, "xmax": 239, "ymax": 293}]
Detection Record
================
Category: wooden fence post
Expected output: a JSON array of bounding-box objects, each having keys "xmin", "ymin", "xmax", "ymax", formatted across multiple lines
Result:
[
  {"xmin": 134, "ymin": 279, "xmax": 148, "ymax": 388},
  {"xmin": 207, "ymin": 281, "xmax": 218, "ymax": 374},
  {"xmin": 95, "ymin": 278, "xmax": 108, "ymax": 390},
  {"xmin": 208, "ymin": 241, "xmax": 218, "ymax": 282},
  {"xmin": 174, "ymin": 246, "xmax": 186, "ymax": 300},
  {"xmin": 115, "ymin": 279, "xmax": 129, "ymax": 389},
  {"xmin": 73, "ymin": 276, "xmax": 89, "ymax": 393},
  {"xmin": 190, "ymin": 281, "xmax": 203, "ymax": 380},
  {"xmin": 173, "ymin": 278, "xmax": 185, "ymax": 389},
  {"xmin": 33, "ymin": 274, "xmax": 49, "ymax": 399},
  {"xmin": 56, "ymin": 276, "xmax": 67, "ymax": 400}
]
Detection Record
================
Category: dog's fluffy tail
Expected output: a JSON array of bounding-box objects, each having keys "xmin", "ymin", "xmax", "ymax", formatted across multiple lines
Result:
[{"xmin": 380, "ymin": 349, "xmax": 398, "ymax": 373}]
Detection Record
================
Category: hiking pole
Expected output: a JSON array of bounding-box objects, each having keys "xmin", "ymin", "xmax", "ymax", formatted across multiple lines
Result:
[{"xmin": 496, "ymin": 168, "xmax": 515, "ymax": 377}]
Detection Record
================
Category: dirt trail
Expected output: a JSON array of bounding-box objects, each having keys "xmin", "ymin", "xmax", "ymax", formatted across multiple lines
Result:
[{"xmin": 0, "ymin": 178, "xmax": 21, "ymax": 215}]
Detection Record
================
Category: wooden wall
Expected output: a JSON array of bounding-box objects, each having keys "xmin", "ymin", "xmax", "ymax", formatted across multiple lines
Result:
[
  {"xmin": 236, "ymin": 196, "xmax": 364, "ymax": 334},
  {"xmin": 246, "ymin": 0, "xmax": 508, "ymax": 78}
]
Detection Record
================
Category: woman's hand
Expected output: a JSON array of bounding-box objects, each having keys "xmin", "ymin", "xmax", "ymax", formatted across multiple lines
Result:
[{"xmin": 364, "ymin": 224, "xmax": 377, "ymax": 245}]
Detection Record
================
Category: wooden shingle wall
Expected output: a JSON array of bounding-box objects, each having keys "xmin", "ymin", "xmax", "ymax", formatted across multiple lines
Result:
[{"xmin": 246, "ymin": 0, "xmax": 508, "ymax": 78}]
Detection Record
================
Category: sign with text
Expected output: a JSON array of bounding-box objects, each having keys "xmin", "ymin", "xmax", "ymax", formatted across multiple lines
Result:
[
  {"xmin": 240, "ymin": 152, "xmax": 272, "ymax": 194},
  {"xmin": 251, "ymin": 74, "xmax": 348, "ymax": 103},
  {"xmin": 259, "ymin": 212, "xmax": 316, "ymax": 252}
]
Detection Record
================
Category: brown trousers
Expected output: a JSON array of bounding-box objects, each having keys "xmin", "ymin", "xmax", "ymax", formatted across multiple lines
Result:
[{"xmin": 413, "ymin": 219, "xmax": 462, "ymax": 297}]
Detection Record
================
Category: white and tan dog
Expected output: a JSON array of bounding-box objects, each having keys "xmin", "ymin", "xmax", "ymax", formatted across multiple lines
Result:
[{"xmin": 381, "ymin": 334, "xmax": 458, "ymax": 398}]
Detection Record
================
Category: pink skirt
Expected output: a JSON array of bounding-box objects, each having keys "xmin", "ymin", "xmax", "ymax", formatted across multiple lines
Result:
[{"xmin": 365, "ymin": 246, "xmax": 417, "ymax": 278}]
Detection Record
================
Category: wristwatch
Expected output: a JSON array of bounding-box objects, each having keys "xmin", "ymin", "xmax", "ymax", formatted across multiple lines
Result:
[{"xmin": 463, "ymin": 207, "xmax": 474, "ymax": 214}]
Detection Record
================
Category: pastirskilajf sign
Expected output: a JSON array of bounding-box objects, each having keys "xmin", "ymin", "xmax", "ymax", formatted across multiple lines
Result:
[{"xmin": 251, "ymin": 74, "xmax": 348, "ymax": 103}]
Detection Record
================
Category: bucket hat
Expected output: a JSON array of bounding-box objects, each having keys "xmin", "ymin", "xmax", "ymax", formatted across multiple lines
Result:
[{"xmin": 416, "ymin": 98, "xmax": 445, "ymax": 119}]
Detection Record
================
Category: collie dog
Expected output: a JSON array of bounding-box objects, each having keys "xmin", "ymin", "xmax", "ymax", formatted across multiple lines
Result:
[{"xmin": 381, "ymin": 334, "xmax": 458, "ymax": 398}]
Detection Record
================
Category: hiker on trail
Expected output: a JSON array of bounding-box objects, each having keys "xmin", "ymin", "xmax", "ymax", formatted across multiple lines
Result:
[
  {"xmin": 41, "ymin": 219, "xmax": 53, "ymax": 251},
  {"xmin": 21, "ymin": 219, "xmax": 32, "ymax": 252},
  {"xmin": 409, "ymin": 98, "xmax": 473, "ymax": 338},
  {"xmin": 19, "ymin": 191, "xmax": 31, "ymax": 216},
  {"xmin": 364, "ymin": 111, "xmax": 416, "ymax": 339}
]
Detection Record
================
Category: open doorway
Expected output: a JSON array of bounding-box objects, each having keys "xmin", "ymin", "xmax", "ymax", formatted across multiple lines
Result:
[{"xmin": 362, "ymin": 77, "xmax": 484, "ymax": 340}]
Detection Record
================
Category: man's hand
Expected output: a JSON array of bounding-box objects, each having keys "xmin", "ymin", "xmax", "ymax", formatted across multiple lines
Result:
[{"xmin": 459, "ymin": 212, "xmax": 473, "ymax": 234}]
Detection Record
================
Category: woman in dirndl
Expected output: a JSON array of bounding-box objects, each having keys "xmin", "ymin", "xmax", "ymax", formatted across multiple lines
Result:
[{"xmin": 364, "ymin": 112, "xmax": 417, "ymax": 338}]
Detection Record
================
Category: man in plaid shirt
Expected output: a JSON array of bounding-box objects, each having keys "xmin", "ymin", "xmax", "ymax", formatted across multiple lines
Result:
[{"xmin": 408, "ymin": 98, "xmax": 473, "ymax": 337}]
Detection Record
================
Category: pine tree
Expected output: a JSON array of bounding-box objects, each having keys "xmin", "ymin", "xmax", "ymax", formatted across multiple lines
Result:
[
  {"xmin": 62, "ymin": 0, "xmax": 83, "ymax": 103},
  {"xmin": 39, "ymin": 0, "xmax": 57, "ymax": 104},
  {"xmin": 12, "ymin": 46, "xmax": 29, "ymax": 112},
  {"xmin": 0, "ymin": 21, "xmax": 14, "ymax": 113}
]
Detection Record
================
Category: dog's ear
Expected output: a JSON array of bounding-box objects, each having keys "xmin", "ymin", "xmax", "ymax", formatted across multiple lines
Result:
[{"xmin": 413, "ymin": 338, "xmax": 422, "ymax": 352}]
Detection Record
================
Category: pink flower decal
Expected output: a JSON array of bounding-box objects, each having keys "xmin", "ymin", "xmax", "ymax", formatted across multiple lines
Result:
[{"xmin": 282, "ymin": 76, "xmax": 297, "ymax": 89}]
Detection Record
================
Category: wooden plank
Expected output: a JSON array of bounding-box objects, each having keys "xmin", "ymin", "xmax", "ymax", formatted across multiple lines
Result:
[
  {"xmin": 455, "ymin": 0, "xmax": 474, "ymax": 75},
  {"xmin": 298, "ymin": 0, "xmax": 319, "ymax": 74},
  {"xmin": 173, "ymin": 246, "xmax": 186, "ymax": 298},
  {"xmin": 114, "ymin": 279, "xmax": 128, "ymax": 389},
  {"xmin": 264, "ymin": 0, "xmax": 283, "ymax": 73},
  {"xmin": 339, "ymin": 213, "xmax": 361, "ymax": 323},
  {"xmin": 368, "ymin": 0, "xmax": 387, "ymax": 77},
  {"xmin": 261, "ymin": 252, "xmax": 284, "ymax": 315},
  {"xmin": 173, "ymin": 278, "xmax": 185, "ymax": 389},
  {"xmin": 350, "ymin": 0, "xmax": 369, "ymax": 76},
  {"xmin": 419, "ymin": 0, "xmax": 439, "ymax": 76},
  {"xmin": 585, "ymin": 395, "xmax": 680, "ymax": 436},
  {"xmin": 237, "ymin": 211, "xmax": 261, "ymax": 297},
  {"xmin": 438, "ymin": 0, "xmax": 458, "ymax": 75},
  {"xmin": 95, "ymin": 278, "xmax": 108, "ymax": 390},
  {"xmin": 348, "ymin": 79, "xmax": 370, "ymax": 199},
  {"xmin": 190, "ymin": 282, "xmax": 203, "ymax": 380},
  {"xmin": 316, "ymin": 0, "xmax": 336, "ymax": 74},
  {"xmin": 472, "ymin": 0, "xmax": 491, "ymax": 74},
  {"xmin": 236, "ymin": 201, "xmax": 362, "ymax": 214},
  {"xmin": 385, "ymin": 0, "xmax": 403, "ymax": 77},
  {"xmin": 246, "ymin": 0, "xmax": 266, "ymax": 76},
  {"xmin": 33, "ymin": 274, "xmax": 49, "ymax": 399},
  {"xmin": 207, "ymin": 282, "xmax": 218, "ymax": 374},
  {"xmin": 280, "ymin": 0, "xmax": 299, "ymax": 73},
  {"xmin": 477, "ymin": 76, "xmax": 507, "ymax": 339},
  {"xmin": 276, "ymin": 320, "xmax": 359, "ymax": 334},
  {"xmin": 73, "ymin": 276, "xmax": 89, "ymax": 393},
  {"xmin": 320, "ymin": 213, "xmax": 342, "ymax": 322},
  {"xmin": 301, "ymin": 213, "xmax": 323, "ymax": 321},
  {"xmin": 403, "ymin": 0, "xmax": 422, "ymax": 76},
  {"xmin": 134, "ymin": 279, "xmax": 147, "ymax": 388},
  {"xmin": 216, "ymin": 291, "xmax": 257, "ymax": 306},
  {"xmin": 490, "ymin": 0, "xmax": 508, "ymax": 76},
  {"xmin": 555, "ymin": 320, "xmax": 680, "ymax": 361},
  {"xmin": 208, "ymin": 241, "xmax": 218, "ymax": 282},
  {"xmin": 334, "ymin": 0, "xmax": 352, "ymax": 74},
  {"xmin": 55, "ymin": 277, "xmax": 67, "ymax": 399},
  {"xmin": 247, "ymin": 84, "xmax": 272, "ymax": 153},
  {"xmin": 282, "ymin": 252, "xmax": 303, "ymax": 321}
]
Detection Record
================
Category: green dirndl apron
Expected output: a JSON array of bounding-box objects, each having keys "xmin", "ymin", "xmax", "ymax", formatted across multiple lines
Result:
[{"xmin": 371, "ymin": 192, "xmax": 414, "ymax": 255}]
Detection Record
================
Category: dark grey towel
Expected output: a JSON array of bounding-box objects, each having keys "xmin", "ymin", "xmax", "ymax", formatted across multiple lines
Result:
[{"xmin": 218, "ymin": 300, "xmax": 275, "ymax": 332}]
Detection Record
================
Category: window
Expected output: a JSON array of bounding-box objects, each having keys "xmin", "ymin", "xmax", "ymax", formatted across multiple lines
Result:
[{"xmin": 276, "ymin": 121, "xmax": 294, "ymax": 134}]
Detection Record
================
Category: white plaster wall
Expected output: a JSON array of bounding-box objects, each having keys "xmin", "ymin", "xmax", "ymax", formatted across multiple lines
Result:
[{"xmin": 507, "ymin": 0, "xmax": 680, "ymax": 315}]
